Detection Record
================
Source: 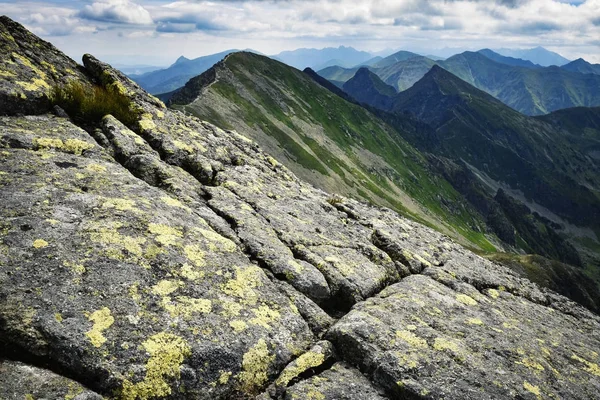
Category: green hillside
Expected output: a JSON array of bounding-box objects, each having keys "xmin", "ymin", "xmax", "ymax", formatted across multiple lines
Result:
[{"xmin": 170, "ymin": 52, "xmax": 497, "ymax": 251}]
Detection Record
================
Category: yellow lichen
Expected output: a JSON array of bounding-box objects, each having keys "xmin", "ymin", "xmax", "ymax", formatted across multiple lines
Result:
[
  {"xmin": 85, "ymin": 307, "xmax": 114, "ymax": 347},
  {"xmin": 456, "ymin": 294, "xmax": 477, "ymax": 306},
  {"xmin": 275, "ymin": 351, "xmax": 325, "ymax": 387},
  {"xmin": 144, "ymin": 244, "xmax": 164, "ymax": 260},
  {"xmin": 54, "ymin": 313, "xmax": 63, "ymax": 323},
  {"xmin": 221, "ymin": 300, "xmax": 243, "ymax": 317},
  {"xmin": 129, "ymin": 283, "xmax": 141, "ymax": 301},
  {"xmin": 161, "ymin": 196, "xmax": 186, "ymax": 209},
  {"xmin": 517, "ymin": 358, "xmax": 545, "ymax": 372},
  {"xmin": 102, "ymin": 198, "xmax": 136, "ymax": 212},
  {"xmin": 467, "ymin": 318, "xmax": 483, "ymax": 325},
  {"xmin": 16, "ymin": 78, "xmax": 50, "ymax": 91},
  {"xmin": 179, "ymin": 263, "xmax": 204, "ymax": 281},
  {"xmin": 523, "ymin": 381, "xmax": 541, "ymax": 396},
  {"xmin": 86, "ymin": 163, "xmax": 107, "ymax": 173},
  {"xmin": 33, "ymin": 239, "xmax": 48, "ymax": 248},
  {"xmin": 139, "ymin": 117, "xmax": 156, "ymax": 131},
  {"xmin": 172, "ymin": 139, "xmax": 195, "ymax": 153},
  {"xmin": 184, "ymin": 244, "xmax": 206, "ymax": 268},
  {"xmin": 222, "ymin": 266, "xmax": 263, "ymax": 305},
  {"xmin": 89, "ymin": 224, "xmax": 146, "ymax": 258},
  {"xmin": 249, "ymin": 305, "xmax": 281, "ymax": 330},
  {"xmin": 148, "ymin": 223, "xmax": 183, "ymax": 246},
  {"xmin": 218, "ymin": 371, "xmax": 232, "ymax": 385},
  {"xmin": 433, "ymin": 337, "xmax": 460, "ymax": 353},
  {"xmin": 12, "ymin": 53, "xmax": 47, "ymax": 79},
  {"xmin": 229, "ymin": 320, "xmax": 248, "ymax": 333},
  {"xmin": 571, "ymin": 354, "xmax": 600, "ymax": 376},
  {"xmin": 34, "ymin": 137, "xmax": 93, "ymax": 155},
  {"xmin": 307, "ymin": 390, "xmax": 325, "ymax": 400},
  {"xmin": 64, "ymin": 139, "xmax": 94, "ymax": 155},
  {"xmin": 121, "ymin": 332, "xmax": 191, "ymax": 400},
  {"xmin": 396, "ymin": 330, "xmax": 428, "ymax": 348},
  {"xmin": 238, "ymin": 339, "xmax": 275, "ymax": 394},
  {"xmin": 199, "ymin": 229, "xmax": 236, "ymax": 252},
  {"xmin": 488, "ymin": 289, "xmax": 500, "ymax": 299},
  {"xmin": 161, "ymin": 296, "xmax": 212, "ymax": 319},
  {"xmin": 151, "ymin": 280, "xmax": 182, "ymax": 296},
  {"xmin": 63, "ymin": 260, "xmax": 86, "ymax": 274}
]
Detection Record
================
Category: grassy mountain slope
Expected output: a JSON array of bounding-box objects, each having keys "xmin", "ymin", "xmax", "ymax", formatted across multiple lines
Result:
[
  {"xmin": 371, "ymin": 50, "xmax": 421, "ymax": 68},
  {"xmin": 342, "ymin": 68, "xmax": 396, "ymax": 109},
  {"xmin": 131, "ymin": 50, "xmax": 237, "ymax": 94},
  {"xmin": 388, "ymin": 66, "xmax": 600, "ymax": 234},
  {"xmin": 317, "ymin": 66, "xmax": 359, "ymax": 83},
  {"xmin": 377, "ymin": 56, "xmax": 437, "ymax": 91},
  {"xmin": 169, "ymin": 52, "xmax": 498, "ymax": 250},
  {"xmin": 561, "ymin": 58, "xmax": 600, "ymax": 75},
  {"xmin": 440, "ymin": 52, "xmax": 600, "ymax": 115},
  {"xmin": 319, "ymin": 51, "xmax": 600, "ymax": 116}
]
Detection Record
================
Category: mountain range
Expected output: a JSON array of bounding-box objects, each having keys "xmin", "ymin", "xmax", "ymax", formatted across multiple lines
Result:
[
  {"xmin": 167, "ymin": 50, "xmax": 600, "ymax": 294},
  {"xmin": 318, "ymin": 49, "xmax": 600, "ymax": 115},
  {"xmin": 130, "ymin": 49, "xmax": 240, "ymax": 94},
  {"xmin": 495, "ymin": 46, "xmax": 571, "ymax": 66}
]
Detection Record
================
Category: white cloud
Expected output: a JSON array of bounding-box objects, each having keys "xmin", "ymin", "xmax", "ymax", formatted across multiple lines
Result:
[
  {"xmin": 79, "ymin": 0, "xmax": 153, "ymax": 25},
  {"xmin": 1, "ymin": 0, "xmax": 598, "ymax": 63}
]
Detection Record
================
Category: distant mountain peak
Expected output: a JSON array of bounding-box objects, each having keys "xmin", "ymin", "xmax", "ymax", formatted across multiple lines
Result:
[{"xmin": 174, "ymin": 55, "xmax": 190, "ymax": 65}]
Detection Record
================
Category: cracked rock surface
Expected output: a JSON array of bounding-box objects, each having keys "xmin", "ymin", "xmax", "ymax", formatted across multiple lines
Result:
[{"xmin": 1, "ymin": 15, "xmax": 600, "ymax": 400}]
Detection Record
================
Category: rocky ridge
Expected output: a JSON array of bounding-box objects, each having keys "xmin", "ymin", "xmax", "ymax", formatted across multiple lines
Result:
[{"xmin": 1, "ymin": 16, "xmax": 600, "ymax": 400}]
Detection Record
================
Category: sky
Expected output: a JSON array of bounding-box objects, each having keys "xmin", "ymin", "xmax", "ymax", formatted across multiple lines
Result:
[{"xmin": 1, "ymin": 0, "xmax": 599, "ymax": 66}]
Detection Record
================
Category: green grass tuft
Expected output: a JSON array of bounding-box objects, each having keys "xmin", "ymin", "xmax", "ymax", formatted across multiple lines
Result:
[{"xmin": 50, "ymin": 81, "xmax": 137, "ymax": 126}]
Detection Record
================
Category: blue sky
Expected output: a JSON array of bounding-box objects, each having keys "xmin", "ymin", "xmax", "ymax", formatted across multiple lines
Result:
[{"xmin": 1, "ymin": 0, "xmax": 598, "ymax": 65}]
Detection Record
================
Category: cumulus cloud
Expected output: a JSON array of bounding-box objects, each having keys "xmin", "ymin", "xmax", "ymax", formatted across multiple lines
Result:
[
  {"xmin": 78, "ymin": 0, "xmax": 153, "ymax": 25},
  {"xmin": 2, "ymin": 0, "xmax": 599, "ymax": 63}
]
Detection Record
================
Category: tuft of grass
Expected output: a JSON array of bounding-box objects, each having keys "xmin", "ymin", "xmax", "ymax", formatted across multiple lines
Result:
[
  {"xmin": 327, "ymin": 194, "xmax": 344, "ymax": 206},
  {"xmin": 49, "ymin": 81, "xmax": 138, "ymax": 126}
]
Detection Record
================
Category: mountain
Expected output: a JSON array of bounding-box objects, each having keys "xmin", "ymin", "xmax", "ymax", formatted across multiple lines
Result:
[
  {"xmin": 440, "ymin": 51, "xmax": 600, "ymax": 115},
  {"xmin": 316, "ymin": 65, "xmax": 359, "ymax": 85},
  {"xmin": 477, "ymin": 48, "xmax": 540, "ymax": 69},
  {"xmin": 2, "ymin": 15, "xmax": 600, "ymax": 400},
  {"xmin": 495, "ymin": 46, "xmax": 571, "ymax": 66},
  {"xmin": 342, "ymin": 65, "xmax": 600, "ymax": 269},
  {"xmin": 130, "ymin": 49, "xmax": 238, "ymax": 94},
  {"xmin": 376, "ymin": 55, "xmax": 437, "ymax": 91},
  {"xmin": 318, "ymin": 51, "xmax": 600, "ymax": 115},
  {"xmin": 536, "ymin": 106, "xmax": 600, "ymax": 161},
  {"xmin": 371, "ymin": 50, "xmax": 422, "ymax": 68},
  {"xmin": 353, "ymin": 56, "xmax": 383, "ymax": 67},
  {"xmin": 390, "ymin": 66, "xmax": 600, "ymax": 235},
  {"xmin": 561, "ymin": 58, "xmax": 600, "ymax": 75},
  {"xmin": 271, "ymin": 46, "xmax": 372, "ymax": 70},
  {"xmin": 169, "ymin": 52, "xmax": 498, "ymax": 251},
  {"xmin": 342, "ymin": 67, "xmax": 396, "ymax": 109}
]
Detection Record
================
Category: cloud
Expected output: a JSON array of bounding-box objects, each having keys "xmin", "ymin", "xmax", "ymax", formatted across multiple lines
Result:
[{"xmin": 78, "ymin": 0, "xmax": 153, "ymax": 25}]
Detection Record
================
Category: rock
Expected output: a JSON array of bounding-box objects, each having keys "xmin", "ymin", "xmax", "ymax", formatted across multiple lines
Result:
[
  {"xmin": 328, "ymin": 274, "xmax": 600, "ymax": 399},
  {"xmin": 0, "ymin": 15, "xmax": 88, "ymax": 116},
  {"xmin": 0, "ymin": 115, "xmax": 313, "ymax": 398},
  {"xmin": 267, "ymin": 340, "xmax": 336, "ymax": 397},
  {"xmin": 283, "ymin": 362, "xmax": 388, "ymax": 400},
  {"xmin": 0, "ymin": 360, "xmax": 103, "ymax": 400}
]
